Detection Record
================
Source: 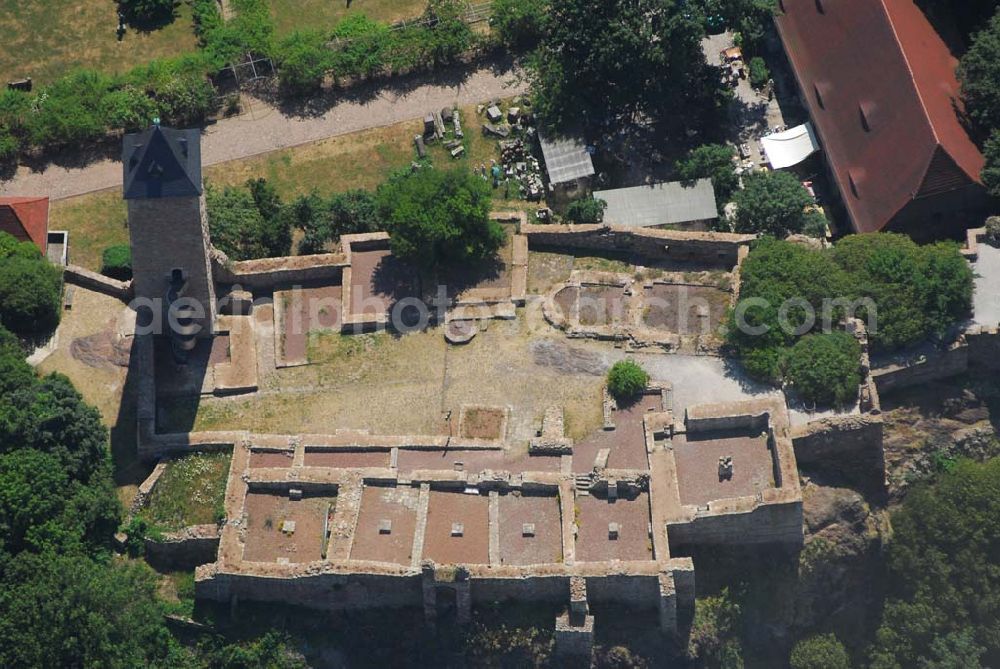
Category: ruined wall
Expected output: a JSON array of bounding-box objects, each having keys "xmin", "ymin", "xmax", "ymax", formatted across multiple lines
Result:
[
  {"xmin": 967, "ymin": 326, "xmax": 1000, "ymax": 370},
  {"xmin": 196, "ymin": 569, "xmax": 424, "ymax": 611},
  {"xmin": 585, "ymin": 574, "xmax": 661, "ymax": 608},
  {"xmin": 63, "ymin": 264, "xmax": 132, "ymax": 301},
  {"xmin": 470, "ymin": 574, "xmax": 569, "ymax": 604},
  {"xmin": 521, "ymin": 223, "xmax": 754, "ymax": 267},
  {"xmin": 792, "ymin": 415, "xmax": 885, "ymax": 490},
  {"xmin": 145, "ymin": 525, "xmax": 221, "ymax": 570},
  {"xmin": 872, "ymin": 341, "xmax": 969, "ymax": 395},
  {"xmin": 667, "ymin": 500, "xmax": 803, "ymax": 548},
  {"xmin": 212, "ymin": 250, "xmax": 346, "ymax": 290}
]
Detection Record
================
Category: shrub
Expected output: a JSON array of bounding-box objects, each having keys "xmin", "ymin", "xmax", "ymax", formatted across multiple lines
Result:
[
  {"xmin": 565, "ymin": 197, "xmax": 607, "ymax": 225},
  {"xmin": 607, "ymin": 360, "xmax": 649, "ymax": 401},
  {"xmin": 329, "ymin": 15, "xmax": 390, "ymax": 78},
  {"xmin": 101, "ymin": 245, "xmax": 133, "ymax": 281},
  {"xmin": 790, "ymin": 633, "xmax": 850, "ymax": 669},
  {"xmin": 748, "ymin": 56, "xmax": 770, "ymax": 89},
  {"xmin": 986, "ymin": 216, "xmax": 1000, "ymax": 247},
  {"xmin": 276, "ymin": 30, "xmax": 333, "ymax": 95},
  {"xmin": 0, "ymin": 234, "xmax": 62, "ymax": 339},
  {"xmin": 118, "ymin": 0, "xmax": 177, "ymax": 28},
  {"xmin": 376, "ymin": 167, "xmax": 503, "ymax": 271},
  {"xmin": 205, "ymin": 180, "xmax": 291, "ymax": 261},
  {"xmin": 674, "ymin": 143, "xmax": 739, "ymax": 203},
  {"xmin": 984, "ymin": 130, "xmax": 1000, "ymax": 198},
  {"xmin": 783, "ymin": 332, "xmax": 861, "ymax": 407}
]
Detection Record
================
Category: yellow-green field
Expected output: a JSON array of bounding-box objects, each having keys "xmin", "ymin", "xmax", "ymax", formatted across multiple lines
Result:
[
  {"xmin": 267, "ymin": 0, "xmax": 429, "ymax": 36},
  {"xmin": 0, "ymin": 1, "xmax": 199, "ymax": 86},
  {"xmin": 49, "ymin": 191, "xmax": 129, "ymax": 272}
]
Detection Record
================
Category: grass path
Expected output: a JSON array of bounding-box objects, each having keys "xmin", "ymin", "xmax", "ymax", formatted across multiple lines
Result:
[{"xmin": 268, "ymin": 0, "xmax": 428, "ymax": 36}]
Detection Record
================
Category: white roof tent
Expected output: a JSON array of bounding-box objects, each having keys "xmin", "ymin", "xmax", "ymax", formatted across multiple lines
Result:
[
  {"xmin": 538, "ymin": 130, "xmax": 595, "ymax": 185},
  {"xmin": 761, "ymin": 122, "xmax": 820, "ymax": 169},
  {"xmin": 594, "ymin": 179, "xmax": 718, "ymax": 228}
]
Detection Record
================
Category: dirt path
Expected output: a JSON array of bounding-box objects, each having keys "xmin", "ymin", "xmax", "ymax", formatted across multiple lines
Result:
[{"xmin": 0, "ymin": 60, "xmax": 527, "ymax": 200}]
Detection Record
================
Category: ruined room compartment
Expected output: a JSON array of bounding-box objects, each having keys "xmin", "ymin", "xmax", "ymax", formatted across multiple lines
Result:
[
  {"xmin": 572, "ymin": 393, "xmax": 661, "ymax": 473},
  {"xmin": 574, "ymin": 491, "xmax": 654, "ymax": 562},
  {"xmin": 422, "ymin": 490, "xmax": 490, "ymax": 565},
  {"xmin": 576, "ymin": 284, "xmax": 628, "ymax": 327},
  {"xmin": 347, "ymin": 245, "xmax": 420, "ymax": 319},
  {"xmin": 672, "ymin": 429, "xmax": 776, "ymax": 507},
  {"xmin": 278, "ymin": 283, "xmax": 343, "ymax": 362},
  {"xmin": 642, "ymin": 283, "xmax": 730, "ymax": 336},
  {"xmin": 248, "ymin": 449, "xmax": 295, "ymax": 469},
  {"xmin": 396, "ymin": 448, "xmax": 562, "ymax": 475},
  {"xmin": 349, "ymin": 484, "xmax": 420, "ymax": 565},
  {"xmin": 303, "ymin": 448, "xmax": 391, "ymax": 469},
  {"xmin": 498, "ymin": 492, "xmax": 563, "ymax": 566},
  {"xmin": 241, "ymin": 488, "xmax": 337, "ymax": 564}
]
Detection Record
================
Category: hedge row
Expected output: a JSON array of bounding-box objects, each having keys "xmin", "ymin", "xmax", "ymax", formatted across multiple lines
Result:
[{"xmin": 0, "ymin": 0, "xmax": 489, "ymax": 158}]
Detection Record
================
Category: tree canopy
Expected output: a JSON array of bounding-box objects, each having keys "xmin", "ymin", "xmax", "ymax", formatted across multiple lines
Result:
[
  {"xmin": 0, "ymin": 232, "xmax": 62, "ymax": 340},
  {"xmin": 868, "ymin": 458, "xmax": 1000, "ymax": 668},
  {"xmin": 528, "ymin": 0, "xmax": 726, "ymax": 135},
  {"xmin": 783, "ymin": 332, "xmax": 861, "ymax": 407},
  {"xmin": 606, "ymin": 360, "xmax": 650, "ymax": 401},
  {"xmin": 732, "ymin": 171, "xmax": 813, "ymax": 237},
  {"xmin": 790, "ymin": 633, "xmax": 851, "ymax": 669},
  {"xmin": 206, "ymin": 179, "xmax": 292, "ymax": 261},
  {"xmin": 959, "ymin": 9, "xmax": 1000, "ymax": 132},
  {"xmin": 674, "ymin": 143, "xmax": 739, "ymax": 203},
  {"xmin": 376, "ymin": 167, "xmax": 504, "ymax": 272}
]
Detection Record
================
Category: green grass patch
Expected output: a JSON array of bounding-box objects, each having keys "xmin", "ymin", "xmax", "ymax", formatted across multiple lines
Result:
[
  {"xmin": 267, "ymin": 0, "xmax": 428, "ymax": 36},
  {"xmin": 307, "ymin": 331, "xmax": 388, "ymax": 364},
  {"xmin": 140, "ymin": 451, "xmax": 232, "ymax": 531},
  {"xmin": 49, "ymin": 191, "xmax": 129, "ymax": 272},
  {"xmin": 0, "ymin": 0, "xmax": 198, "ymax": 86}
]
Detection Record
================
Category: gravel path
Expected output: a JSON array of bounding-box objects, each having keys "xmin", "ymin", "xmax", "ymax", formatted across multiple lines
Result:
[{"xmin": 0, "ymin": 60, "xmax": 527, "ymax": 201}]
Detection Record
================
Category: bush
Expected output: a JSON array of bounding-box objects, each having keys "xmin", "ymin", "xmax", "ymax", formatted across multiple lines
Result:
[
  {"xmin": 607, "ymin": 360, "xmax": 649, "ymax": 401},
  {"xmin": 674, "ymin": 143, "xmax": 739, "ymax": 203},
  {"xmin": 0, "ymin": 233, "xmax": 62, "ymax": 339},
  {"xmin": 748, "ymin": 56, "xmax": 770, "ymax": 89},
  {"xmin": 100, "ymin": 245, "xmax": 132, "ymax": 281},
  {"xmin": 565, "ymin": 197, "xmax": 607, "ymax": 224},
  {"xmin": 376, "ymin": 167, "xmax": 503, "ymax": 271},
  {"xmin": 986, "ymin": 216, "xmax": 1000, "ymax": 247},
  {"xmin": 984, "ymin": 130, "xmax": 1000, "ymax": 198},
  {"xmin": 205, "ymin": 179, "xmax": 291, "ymax": 261},
  {"xmin": 491, "ymin": 0, "xmax": 549, "ymax": 49},
  {"xmin": 790, "ymin": 634, "xmax": 850, "ymax": 669},
  {"xmin": 783, "ymin": 332, "xmax": 861, "ymax": 407},
  {"xmin": 118, "ymin": 0, "xmax": 177, "ymax": 28},
  {"xmin": 276, "ymin": 30, "xmax": 333, "ymax": 95},
  {"xmin": 958, "ymin": 10, "xmax": 1000, "ymax": 132},
  {"xmin": 732, "ymin": 170, "xmax": 813, "ymax": 237}
]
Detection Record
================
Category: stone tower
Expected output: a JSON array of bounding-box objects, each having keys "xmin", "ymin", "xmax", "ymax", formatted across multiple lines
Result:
[{"xmin": 123, "ymin": 124, "xmax": 216, "ymax": 340}]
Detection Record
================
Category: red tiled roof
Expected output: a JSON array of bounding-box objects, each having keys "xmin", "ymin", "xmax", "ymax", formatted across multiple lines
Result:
[
  {"xmin": 0, "ymin": 196, "xmax": 49, "ymax": 254},
  {"xmin": 776, "ymin": 0, "xmax": 985, "ymax": 233}
]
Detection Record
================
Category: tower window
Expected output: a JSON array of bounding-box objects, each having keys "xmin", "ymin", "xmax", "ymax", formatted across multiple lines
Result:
[
  {"xmin": 859, "ymin": 104, "xmax": 871, "ymax": 132},
  {"xmin": 813, "ymin": 84, "xmax": 825, "ymax": 109}
]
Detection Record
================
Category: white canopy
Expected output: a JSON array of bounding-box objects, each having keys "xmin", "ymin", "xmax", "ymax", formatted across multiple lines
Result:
[{"xmin": 761, "ymin": 122, "xmax": 820, "ymax": 169}]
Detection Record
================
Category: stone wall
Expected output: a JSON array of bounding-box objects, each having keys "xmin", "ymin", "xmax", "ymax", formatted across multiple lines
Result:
[
  {"xmin": 667, "ymin": 500, "xmax": 804, "ymax": 547},
  {"xmin": 521, "ymin": 223, "xmax": 754, "ymax": 268},
  {"xmin": 145, "ymin": 524, "xmax": 221, "ymax": 570},
  {"xmin": 63, "ymin": 264, "xmax": 132, "ymax": 301},
  {"xmin": 872, "ymin": 341, "xmax": 969, "ymax": 395},
  {"xmin": 792, "ymin": 415, "xmax": 885, "ymax": 490},
  {"xmin": 212, "ymin": 249, "xmax": 347, "ymax": 290}
]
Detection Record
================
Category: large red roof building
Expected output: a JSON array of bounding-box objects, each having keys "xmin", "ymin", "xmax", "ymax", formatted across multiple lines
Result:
[
  {"xmin": 775, "ymin": 0, "xmax": 990, "ymax": 238},
  {"xmin": 0, "ymin": 196, "xmax": 49, "ymax": 254}
]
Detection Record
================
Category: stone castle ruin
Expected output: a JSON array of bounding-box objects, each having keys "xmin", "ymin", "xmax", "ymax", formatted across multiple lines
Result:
[{"xmin": 112, "ymin": 124, "xmax": 906, "ymax": 656}]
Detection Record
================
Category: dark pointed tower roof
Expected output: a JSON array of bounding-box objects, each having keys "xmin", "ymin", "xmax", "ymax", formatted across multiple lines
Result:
[{"xmin": 122, "ymin": 124, "xmax": 202, "ymax": 200}]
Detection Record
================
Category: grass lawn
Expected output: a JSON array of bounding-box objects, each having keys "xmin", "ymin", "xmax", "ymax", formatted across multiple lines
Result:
[
  {"xmin": 0, "ymin": 1, "xmax": 198, "ymax": 86},
  {"xmin": 49, "ymin": 191, "xmax": 129, "ymax": 272},
  {"xmin": 268, "ymin": 0, "xmax": 429, "ymax": 36},
  {"xmin": 55, "ymin": 99, "xmax": 532, "ymax": 272},
  {"xmin": 204, "ymin": 99, "xmax": 528, "ymax": 203},
  {"xmin": 139, "ymin": 451, "xmax": 232, "ymax": 531}
]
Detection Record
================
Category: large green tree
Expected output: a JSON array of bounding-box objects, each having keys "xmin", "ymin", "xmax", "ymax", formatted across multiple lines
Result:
[
  {"xmin": 790, "ymin": 633, "xmax": 851, "ymax": 669},
  {"xmin": 868, "ymin": 458, "xmax": 1000, "ymax": 668},
  {"xmin": 783, "ymin": 332, "xmax": 861, "ymax": 407},
  {"xmin": 206, "ymin": 180, "xmax": 292, "ymax": 261},
  {"xmin": 376, "ymin": 168, "xmax": 504, "ymax": 271},
  {"xmin": 983, "ymin": 130, "xmax": 1000, "ymax": 198},
  {"xmin": 959, "ymin": 9, "xmax": 1000, "ymax": 132},
  {"xmin": 731, "ymin": 171, "xmax": 813, "ymax": 237},
  {"xmin": 529, "ymin": 0, "xmax": 725, "ymax": 134}
]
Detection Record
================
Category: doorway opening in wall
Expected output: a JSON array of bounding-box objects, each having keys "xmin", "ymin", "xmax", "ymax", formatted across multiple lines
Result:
[{"xmin": 435, "ymin": 586, "xmax": 458, "ymax": 623}]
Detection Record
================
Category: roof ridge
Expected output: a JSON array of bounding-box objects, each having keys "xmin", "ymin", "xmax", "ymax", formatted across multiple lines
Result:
[{"xmin": 878, "ymin": 0, "xmax": 940, "ymax": 145}]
